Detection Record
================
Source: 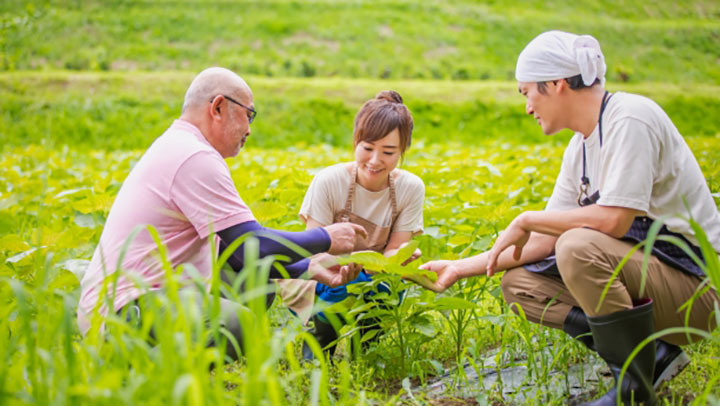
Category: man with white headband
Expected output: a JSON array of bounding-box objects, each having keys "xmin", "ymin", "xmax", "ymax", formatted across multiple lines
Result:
[{"xmin": 420, "ymin": 31, "xmax": 720, "ymax": 405}]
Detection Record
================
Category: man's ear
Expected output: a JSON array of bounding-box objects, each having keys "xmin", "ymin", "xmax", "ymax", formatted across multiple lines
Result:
[
  {"xmin": 209, "ymin": 95, "xmax": 223, "ymax": 120},
  {"xmin": 554, "ymin": 78, "xmax": 570, "ymax": 94}
]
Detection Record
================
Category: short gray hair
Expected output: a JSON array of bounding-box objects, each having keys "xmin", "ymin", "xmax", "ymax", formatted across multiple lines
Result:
[{"xmin": 182, "ymin": 67, "xmax": 250, "ymax": 113}]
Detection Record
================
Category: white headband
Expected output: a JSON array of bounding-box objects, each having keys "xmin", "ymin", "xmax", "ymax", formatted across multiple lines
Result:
[{"xmin": 515, "ymin": 30, "xmax": 606, "ymax": 86}]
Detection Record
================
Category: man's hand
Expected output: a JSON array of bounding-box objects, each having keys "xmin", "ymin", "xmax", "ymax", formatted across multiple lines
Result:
[
  {"xmin": 486, "ymin": 216, "xmax": 530, "ymax": 276},
  {"xmin": 324, "ymin": 223, "xmax": 368, "ymax": 255},
  {"xmin": 416, "ymin": 260, "xmax": 461, "ymax": 292},
  {"xmin": 307, "ymin": 253, "xmax": 362, "ymax": 287}
]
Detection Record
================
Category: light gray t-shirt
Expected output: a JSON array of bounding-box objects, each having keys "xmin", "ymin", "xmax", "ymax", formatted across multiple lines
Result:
[
  {"xmin": 547, "ymin": 92, "xmax": 720, "ymax": 253},
  {"xmin": 299, "ymin": 163, "xmax": 425, "ymax": 234}
]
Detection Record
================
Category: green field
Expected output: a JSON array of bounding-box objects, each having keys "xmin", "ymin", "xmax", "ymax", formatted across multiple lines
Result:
[{"xmin": 2, "ymin": 1, "xmax": 720, "ymax": 405}]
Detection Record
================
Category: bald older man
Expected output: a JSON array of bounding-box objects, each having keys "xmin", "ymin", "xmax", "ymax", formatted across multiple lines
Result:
[{"xmin": 78, "ymin": 67, "xmax": 365, "ymax": 360}]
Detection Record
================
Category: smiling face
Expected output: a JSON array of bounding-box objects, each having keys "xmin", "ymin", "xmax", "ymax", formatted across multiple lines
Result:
[
  {"xmin": 518, "ymin": 81, "xmax": 565, "ymax": 135},
  {"xmin": 354, "ymin": 127, "xmax": 401, "ymax": 191}
]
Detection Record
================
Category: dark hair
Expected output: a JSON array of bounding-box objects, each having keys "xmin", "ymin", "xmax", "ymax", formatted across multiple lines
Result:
[
  {"xmin": 536, "ymin": 74, "xmax": 601, "ymax": 94},
  {"xmin": 353, "ymin": 90, "xmax": 413, "ymax": 155}
]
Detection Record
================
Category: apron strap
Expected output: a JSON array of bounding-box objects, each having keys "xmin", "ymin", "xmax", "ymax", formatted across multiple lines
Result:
[
  {"xmin": 344, "ymin": 164, "xmax": 358, "ymax": 214},
  {"xmin": 388, "ymin": 171, "xmax": 399, "ymax": 222}
]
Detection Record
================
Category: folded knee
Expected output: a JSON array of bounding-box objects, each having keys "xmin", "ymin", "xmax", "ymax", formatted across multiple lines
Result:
[
  {"xmin": 500, "ymin": 267, "xmax": 526, "ymax": 305},
  {"xmin": 555, "ymin": 228, "xmax": 605, "ymax": 286}
]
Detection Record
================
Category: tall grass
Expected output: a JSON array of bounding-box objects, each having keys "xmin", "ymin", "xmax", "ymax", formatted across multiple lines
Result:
[
  {"xmin": 593, "ymin": 213, "xmax": 720, "ymax": 405},
  {"xmin": 0, "ymin": 227, "xmax": 354, "ymax": 405}
]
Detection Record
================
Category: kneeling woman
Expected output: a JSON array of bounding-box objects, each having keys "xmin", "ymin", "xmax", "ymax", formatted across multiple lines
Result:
[{"xmin": 278, "ymin": 90, "xmax": 425, "ymax": 358}]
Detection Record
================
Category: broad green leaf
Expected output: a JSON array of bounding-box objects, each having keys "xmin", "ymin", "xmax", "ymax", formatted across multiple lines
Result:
[
  {"xmin": 5, "ymin": 248, "xmax": 38, "ymax": 266},
  {"xmin": 346, "ymin": 301, "xmax": 378, "ymax": 317},
  {"xmin": 414, "ymin": 319, "xmax": 436, "ymax": 337},
  {"xmin": 458, "ymin": 189, "xmax": 482, "ymax": 204},
  {"xmin": 385, "ymin": 263, "xmax": 438, "ymax": 282},
  {"xmin": 388, "ymin": 240, "xmax": 419, "ymax": 265},
  {"xmin": 0, "ymin": 235, "xmax": 30, "ymax": 252},
  {"xmin": 337, "ymin": 251, "xmax": 388, "ymax": 271},
  {"xmin": 360, "ymin": 328, "xmax": 380, "ymax": 343},
  {"xmin": 74, "ymin": 213, "xmax": 96, "ymax": 228},
  {"xmin": 251, "ymin": 201, "xmax": 288, "ymax": 221},
  {"xmin": 434, "ymin": 296, "xmax": 477, "ymax": 310},
  {"xmin": 449, "ymin": 234, "xmax": 472, "ymax": 247}
]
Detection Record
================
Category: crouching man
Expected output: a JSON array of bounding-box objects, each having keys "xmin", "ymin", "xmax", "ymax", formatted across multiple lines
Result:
[{"xmin": 421, "ymin": 31, "xmax": 720, "ymax": 405}]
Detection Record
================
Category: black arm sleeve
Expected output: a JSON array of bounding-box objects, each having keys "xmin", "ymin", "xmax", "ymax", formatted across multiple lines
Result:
[
  {"xmin": 217, "ymin": 220, "xmax": 329, "ymax": 278},
  {"xmin": 278, "ymin": 258, "xmax": 312, "ymax": 279}
]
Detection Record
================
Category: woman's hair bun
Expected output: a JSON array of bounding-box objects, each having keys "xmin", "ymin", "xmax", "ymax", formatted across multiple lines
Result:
[{"xmin": 376, "ymin": 90, "xmax": 403, "ymax": 104}]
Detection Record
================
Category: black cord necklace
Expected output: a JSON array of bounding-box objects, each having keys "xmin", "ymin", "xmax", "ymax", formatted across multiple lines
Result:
[{"xmin": 577, "ymin": 90, "xmax": 612, "ymax": 206}]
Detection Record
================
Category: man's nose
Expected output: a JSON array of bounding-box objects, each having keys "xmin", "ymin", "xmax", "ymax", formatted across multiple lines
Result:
[{"xmin": 525, "ymin": 100, "xmax": 533, "ymax": 115}]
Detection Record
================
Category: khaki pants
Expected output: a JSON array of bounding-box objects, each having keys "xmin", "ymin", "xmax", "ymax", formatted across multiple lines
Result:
[{"xmin": 501, "ymin": 228, "xmax": 718, "ymax": 346}]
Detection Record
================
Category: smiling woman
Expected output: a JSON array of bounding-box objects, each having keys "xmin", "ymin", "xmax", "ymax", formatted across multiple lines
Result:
[{"xmin": 275, "ymin": 90, "xmax": 426, "ymax": 359}]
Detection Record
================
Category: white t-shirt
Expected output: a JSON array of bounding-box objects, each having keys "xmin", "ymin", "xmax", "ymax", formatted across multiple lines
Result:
[
  {"xmin": 547, "ymin": 92, "xmax": 720, "ymax": 253},
  {"xmin": 78, "ymin": 120, "xmax": 255, "ymax": 334},
  {"xmin": 299, "ymin": 163, "xmax": 425, "ymax": 234}
]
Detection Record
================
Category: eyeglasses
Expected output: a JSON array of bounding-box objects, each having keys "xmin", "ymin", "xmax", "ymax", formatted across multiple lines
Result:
[{"xmin": 212, "ymin": 95, "xmax": 257, "ymax": 123}]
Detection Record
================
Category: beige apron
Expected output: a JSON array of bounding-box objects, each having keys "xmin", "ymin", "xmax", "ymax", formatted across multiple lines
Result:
[{"xmin": 276, "ymin": 164, "xmax": 399, "ymax": 325}]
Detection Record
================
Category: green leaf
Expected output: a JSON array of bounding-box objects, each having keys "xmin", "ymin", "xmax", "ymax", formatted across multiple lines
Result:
[
  {"xmin": 427, "ymin": 359, "xmax": 445, "ymax": 374},
  {"xmin": 5, "ymin": 248, "xmax": 38, "ymax": 266},
  {"xmin": 434, "ymin": 296, "xmax": 477, "ymax": 310},
  {"xmin": 414, "ymin": 319, "xmax": 436, "ymax": 337},
  {"xmin": 337, "ymin": 251, "xmax": 388, "ymax": 271},
  {"xmin": 360, "ymin": 328, "xmax": 380, "ymax": 343},
  {"xmin": 385, "ymin": 263, "xmax": 438, "ymax": 282},
  {"xmin": 74, "ymin": 213, "xmax": 96, "ymax": 228},
  {"xmin": 346, "ymin": 301, "xmax": 378, "ymax": 317},
  {"xmin": 389, "ymin": 240, "xmax": 419, "ymax": 265}
]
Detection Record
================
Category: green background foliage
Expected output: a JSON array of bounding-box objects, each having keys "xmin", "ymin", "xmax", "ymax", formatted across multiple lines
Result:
[
  {"xmin": 3, "ymin": 0, "xmax": 720, "ymax": 83},
  {"xmin": 1, "ymin": 0, "xmax": 719, "ymax": 405}
]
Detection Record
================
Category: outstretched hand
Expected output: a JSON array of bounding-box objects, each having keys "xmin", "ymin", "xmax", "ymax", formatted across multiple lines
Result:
[
  {"xmin": 307, "ymin": 253, "xmax": 362, "ymax": 287},
  {"xmin": 325, "ymin": 223, "xmax": 368, "ymax": 255},
  {"xmin": 486, "ymin": 218, "xmax": 530, "ymax": 276},
  {"xmin": 414, "ymin": 260, "xmax": 460, "ymax": 292}
]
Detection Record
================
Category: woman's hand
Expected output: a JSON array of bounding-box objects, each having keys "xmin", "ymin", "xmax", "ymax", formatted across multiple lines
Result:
[{"xmin": 415, "ymin": 260, "xmax": 461, "ymax": 292}]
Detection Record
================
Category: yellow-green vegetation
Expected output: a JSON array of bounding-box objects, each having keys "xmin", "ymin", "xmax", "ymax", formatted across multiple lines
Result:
[{"xmin": 2, "ymin": 0, "xmax": 719, "ymax": 405}]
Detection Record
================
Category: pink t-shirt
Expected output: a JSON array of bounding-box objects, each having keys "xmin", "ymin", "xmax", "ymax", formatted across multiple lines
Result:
[{"xmin": 78, "ymin": 120, "xmax": 255, "ymax": 334}]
